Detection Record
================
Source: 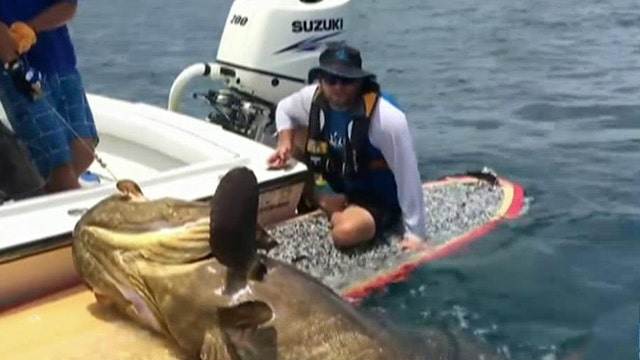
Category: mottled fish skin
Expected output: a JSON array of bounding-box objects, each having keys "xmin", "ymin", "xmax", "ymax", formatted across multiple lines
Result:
[
  {"xmin": 74, "ymin": 194, "xmax": 211, "ymax": 235},
  {"xmin": 127, "ymin": 254, "xmax": 418, "ymax": 360},
  {"xmin": 72, "ymin": 167, "xmax": 420, "ymax": 360}
]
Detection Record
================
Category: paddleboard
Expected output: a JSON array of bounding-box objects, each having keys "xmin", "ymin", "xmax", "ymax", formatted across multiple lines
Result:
[{"xmin": 265, "ymin": 170, "xmax": 525, "ymax": 303}]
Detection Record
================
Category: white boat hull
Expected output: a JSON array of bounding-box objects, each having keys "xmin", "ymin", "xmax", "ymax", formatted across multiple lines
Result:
[{"xmin": 0, "ymin": 92, "xmax": 309, "ymax": 311}]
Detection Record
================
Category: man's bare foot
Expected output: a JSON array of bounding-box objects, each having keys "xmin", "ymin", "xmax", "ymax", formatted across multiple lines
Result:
[{"xmin": 398, "ymin": 236, "xmax": 433, "ymax": 252}]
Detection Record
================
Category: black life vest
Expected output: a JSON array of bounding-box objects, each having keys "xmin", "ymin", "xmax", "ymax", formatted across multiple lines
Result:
[{"xmin": 304, "ymin": 86, "xmax": 389, "ymax": 191}]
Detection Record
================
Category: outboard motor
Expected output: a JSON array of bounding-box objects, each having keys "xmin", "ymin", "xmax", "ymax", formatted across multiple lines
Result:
[{"xmin": 167, "ymin": 0, "xmax": 352, "ymax": 146}]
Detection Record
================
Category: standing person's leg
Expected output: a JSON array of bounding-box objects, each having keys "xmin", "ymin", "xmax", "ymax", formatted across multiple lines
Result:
[
  {"xmin": 53, "ymin": 71, "xmax": 98, "ymax": 176},
  {"xmin": 0, "ymin": 70, "xmax": 78, "ymax": 193}
]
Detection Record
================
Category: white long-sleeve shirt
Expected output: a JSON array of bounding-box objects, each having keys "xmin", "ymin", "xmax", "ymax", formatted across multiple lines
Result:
[{"xmin": 275, "ymin": 84, "xmax": 427, "ymax": 240}]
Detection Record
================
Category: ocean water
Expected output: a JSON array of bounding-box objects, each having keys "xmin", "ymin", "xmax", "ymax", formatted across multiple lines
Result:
[{"xmin": 71, "ymin": 1, "xmax": 639, "ymax": 359}]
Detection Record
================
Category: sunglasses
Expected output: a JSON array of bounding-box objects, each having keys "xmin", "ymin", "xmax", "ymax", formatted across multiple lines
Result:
[{"xmin": 322, "ymin": 75, "xmax": 357, "ymax": 86}]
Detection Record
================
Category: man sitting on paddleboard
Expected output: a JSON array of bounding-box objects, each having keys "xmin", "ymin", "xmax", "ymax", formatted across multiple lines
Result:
[{"xmin": 267, "ymin": 44, "xmax": 427, "ymax": 250}]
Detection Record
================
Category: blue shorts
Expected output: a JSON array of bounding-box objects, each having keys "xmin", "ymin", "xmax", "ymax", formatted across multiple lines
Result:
[{"xmin": 0, "ymin": 69, "xmax": 97, "ymax": 179}]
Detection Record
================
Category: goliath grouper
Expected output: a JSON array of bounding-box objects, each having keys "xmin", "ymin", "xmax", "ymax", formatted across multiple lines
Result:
[{"xmin": 72, "ymin": 167, "xmax": 420, "ymax": 360}]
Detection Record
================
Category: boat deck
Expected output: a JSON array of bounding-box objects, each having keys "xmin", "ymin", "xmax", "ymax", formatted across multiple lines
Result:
[{"xmin": 0, "ymin": 286, "xmax": 187, "ymax": 360}]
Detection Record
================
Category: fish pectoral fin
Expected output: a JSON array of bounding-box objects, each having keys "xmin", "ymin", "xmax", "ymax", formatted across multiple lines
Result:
[
  {"xmin": 217, "ymin": 300, "xmax": 273, "ymax": 329},
  {"xmin": 200, "ymin": 326, "xmax": 278, "ymax": 360},
  {"xmin": 225, "ymin": 326, "xmax": 278, "ymax": 360},
  {"xmin": 201, "ymin": 329, "xmax": 239, "ymax": 360},
  {"xmin": 206, "ymin": 301, "xmax": 277, "ymax": 360}
]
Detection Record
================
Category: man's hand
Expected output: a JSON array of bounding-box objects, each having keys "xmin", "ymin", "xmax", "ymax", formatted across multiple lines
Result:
[
  {"xmin": 267, "ymin": 145, "xmax": 291, "ymax": 170},
  {"xmin": 4, "ymin": 57, "xmax": 43, "ymax": 100},
  {"xmin": 9, "ymin": 22, "xmax": 36, "ymax": 54}
]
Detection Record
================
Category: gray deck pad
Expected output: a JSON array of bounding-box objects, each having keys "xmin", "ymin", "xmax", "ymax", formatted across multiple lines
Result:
[{"xmin": 263, "ymin": 179, "xmax": 504, "ymax": 293}]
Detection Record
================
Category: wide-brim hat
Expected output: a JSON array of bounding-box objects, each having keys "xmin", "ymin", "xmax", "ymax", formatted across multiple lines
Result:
[{"xmin": 307, "ymin": 44, "xmax": 375, "ymax": 83}]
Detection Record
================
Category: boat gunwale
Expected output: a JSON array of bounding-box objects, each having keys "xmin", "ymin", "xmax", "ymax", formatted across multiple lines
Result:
[{"xmin": 0, "ymin": 170, "xmax": 310, "ymax": 266}]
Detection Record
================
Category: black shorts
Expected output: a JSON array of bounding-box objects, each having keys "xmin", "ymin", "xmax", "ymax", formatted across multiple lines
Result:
[{"xmin": 348, "ymin": 196, "xmax": 402, "ymax": 238}]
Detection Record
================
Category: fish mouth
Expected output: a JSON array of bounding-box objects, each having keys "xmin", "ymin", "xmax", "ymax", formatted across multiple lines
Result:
[
  {"xmin": 73, "ymin": 220, "xmax": 213, "ymax": 335},
  {"xmin": 72, "ymin": 195, "xmax": 215, "ymax": 334},
  {"xmin": 72, "ymin": 233, "xmax": 166, "ymax": 333}
]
